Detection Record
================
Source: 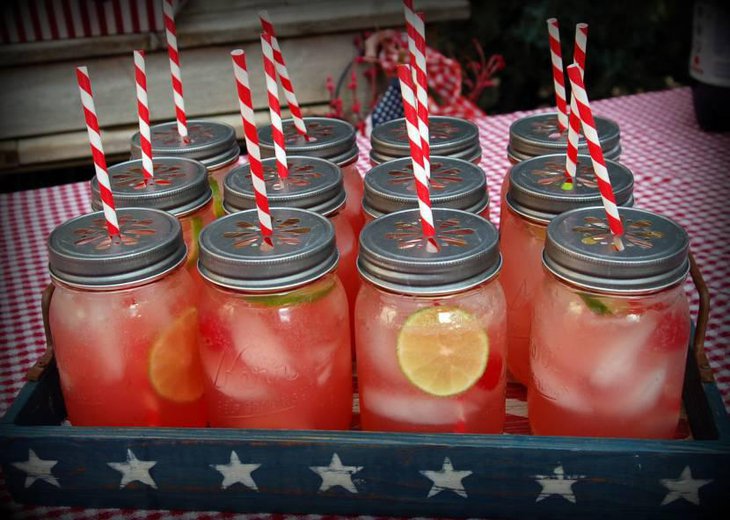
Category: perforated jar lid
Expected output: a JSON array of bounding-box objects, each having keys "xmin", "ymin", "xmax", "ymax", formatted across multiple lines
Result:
[
  {"xmin": 90, "ymin": 158, "xmax": 211, "ymax": 216},
  {"xmin": 258, "ymin": 117, "xmax": 358, "ymax": 166},
  {"xmin": 507, "ymin": 113, "xmax": 621, "ymax": 160},
  {"xmin": 358, "ymin": 208, "xmax": 501, "ymax": 295},
  {"xmin": 370, "ymin": 116, "xmax": 482, "ymax": 165},
  {"xmin": 198, "ymin": 208, "xmax": 338, "ymax": 292},
  {"xmin": 543, "ymin": 207, "xmax": 690, "ymax": 294},
  {"xmin": 48, "ymin": 208, "xmax": 186, "ymax": 289},
  {"xmin": 223, "ymin": 156, "xmax": 345, "ymax": 216},
  {"xmin": 506, "ymin": 154, "xmax": 634, "ymax": 223},
  {"xmin": 131, "ymin": 120, "xmax": 240, "ymax": 169},
  {"xmin": 363, "ymin": 156, "xmax": 489, "ymax": 218}
]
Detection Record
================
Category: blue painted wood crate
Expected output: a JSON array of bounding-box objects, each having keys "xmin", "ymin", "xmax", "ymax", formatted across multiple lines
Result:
[{"xmin": 1, "ymin": 339, "xmax": 728, "ymax": 519}]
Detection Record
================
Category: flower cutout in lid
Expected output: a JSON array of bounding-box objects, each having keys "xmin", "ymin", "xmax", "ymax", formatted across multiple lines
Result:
[{"xmin": 574, "ymin": 216, "xmax": 665, "ymax": 249}]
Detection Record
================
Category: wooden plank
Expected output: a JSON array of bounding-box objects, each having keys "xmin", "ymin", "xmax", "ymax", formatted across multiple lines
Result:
[
  {"xmin": 0, "ymin": 0, "xmax": 469, "ymax": 67},
  {"xmin": 0, "ymin": 33, "xmax": 355, "ymax": 141}
]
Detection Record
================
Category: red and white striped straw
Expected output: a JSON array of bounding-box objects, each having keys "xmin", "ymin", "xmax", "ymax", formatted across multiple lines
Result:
[
  {"xmin": 133, "ymin": 50, "xmax": 154, "ymax": 180},
  {"xmin": 76, "ymin": 66, "xmax": 119, "ymax": 237},
  {"xmin": 397, "ymin": 64, "xmax": 435, "ymax": 238},
  {"xmin": 259, "ymin": 10, "xmax": 309, "ymax": 140},
  {"xmin": 261, "ymin": 31, "xmax": 289, "ymax": 180},
  {"xmin": 566, "ymin": 64, "xmax": 624, "ymax": 249},
  {"xmin": 231, "ymin": 50, "xmax": 273, "ymax": 237},
  {"xmin": 564, "ymin": 23, "xmax": 588, "ymax": 186},
  {"xmin": 546, "ymin": 18, "xmax": 569, "ymax": 132},
  {"xmin": 163, "ymin": 0, "xmax": 188, "ymax": 140},
  {"xmin": 403, "ymin": 2, "xmax": 430, "ymax": 180}
]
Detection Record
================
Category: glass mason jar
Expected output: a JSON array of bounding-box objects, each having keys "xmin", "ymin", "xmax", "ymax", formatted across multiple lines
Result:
[
  {"xmin": 370, "ymin": 116, "xmax": 482, "ymax": 167},
  {"xmin": 258, "ymin": 117, "xmax": 361, "ymax": 235},
  {"xmin": 529, "ymin": 207, "xmax": 691, "ymax": 439},
  {"xmin": 90, "ymin": 157, "xmax": 215, "ymax": 277},
  {"xmin": 131, "ymin": 120, "xmax": 241, "ymax": 217},
  {"xmin": 362, "ymin": 156, "xmax": 490, "ymax": 224},
  {"xmin": 500, "ymin": 113, "xmax": 622, "ymax": 217},
  {"xmin": 223, "ymin": 156, "xmax": 358, "ymax": 327},
  {"xmin": 47, "ymin": 208, "xmax": 206, "ymax": 427},
  {"xmin": 499, "ymin": 154, "xmax": 634, "ymax": 385},
  {"xmin": 197, "ymin": 208, "xmax": 352, "ymax": 429},
  {"xmin": 356, "ymin": 208, "xmax": 506, "ymax": 433}
]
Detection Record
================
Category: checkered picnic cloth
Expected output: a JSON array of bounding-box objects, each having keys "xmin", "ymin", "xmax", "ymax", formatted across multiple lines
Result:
[{"xmin": 0, "ymin": 87, "xmax": 728, "ymax": 518}]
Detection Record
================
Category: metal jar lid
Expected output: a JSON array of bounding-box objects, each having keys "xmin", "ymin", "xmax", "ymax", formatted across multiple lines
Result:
[
  {"xmin": 543, "ymin": 207, "xmax": 690, "ymax": 294},
  {"xmin": 508, "ymin": 142, "xmax": 622, "ymax": 163},
  {"xmin": 370, "ymin": 116, "xmax": 482, "ymax": 165},
  {"xmin": 358, "ymin": 208, "xmax": 501, "ymax": 295},
  {"xmin": 131, "ymin": 120, "xmax": 240, "ymax": 170},
  {"xmin": 223, "ymin": 156, "xmax": 345, "ymax": 217},
  {"xmin": 48, "ymin": 208, "xmax": 186, "ymax": 289},
  {"xmin": 90, "ymin": 157, "xmax": 211, "ymax": 217},
  {"xmin": 506, "ymin": 154, "xmax": 634, "ymax": 223},
  {"xmin": 363, "ymin": 156, "xmax": 489, "ymax": 218},
  {"xmin": 508, "ymin": 113, "xmax": 621, "ymax": 159},
  {"xmin": 258, "ymin": 117, "xmax": 358, "ymax": 166},
  {"xmin": 198, "ymin": 208, "xmax": 338, "ymax": 292}
]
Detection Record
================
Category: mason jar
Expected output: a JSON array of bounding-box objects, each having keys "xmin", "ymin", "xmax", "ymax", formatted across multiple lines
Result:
[
  {"xmin": 258, "ymin": 117, "xmax": 361, "ymax": 235},
  {"xmin": 529, "ymin": 207, "xmax": 691, "ymax": 439},
  {"xmin": 90, "ymin": 157, "xmax": 214, "ymax": 275},
  {"xmin": 500, "ymin": 154, "xmax": 634, "ymax": 385},
  {"xmin": 370, "ymin": 116, "xmax": 482, "ymax": 166},
  {"xmin": 500, "ymin": 113, "xmax": 622, "ymax": 210},
  {"xmin": 223, "ymin": 156, "xmax": 358, "ymax": 328},
  {"xmin": 362, "ymin": 156, "xmax": 490, "ymax": 224},
  {"xmin": 197, "ymin": 208, "xmax": 352, "ymax": 429},
  {"xmin": 356, "ymin": 208, "xmax": 506, "ymax": 433},
  {"xmin": 131, "ymin": 120, "xmax": 240, "ymax": 217},
  {"xmin": 47, "ymin": 208, "xmax": 206, "ymax": 427}
]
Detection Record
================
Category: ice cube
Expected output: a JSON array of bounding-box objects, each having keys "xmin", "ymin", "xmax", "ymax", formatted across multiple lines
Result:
[
  {"xmin": 363, "ymin": 387, "xmax": 480, "ymax": 426},
  {"xmin": 231, "ymin": 312, "xmax": 298, "ymax": 380}
]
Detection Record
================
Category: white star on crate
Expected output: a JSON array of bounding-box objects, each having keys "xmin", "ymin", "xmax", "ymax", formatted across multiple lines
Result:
[
  {"xmin": 12, "ymin": 449, "xmax": 60, "ymax": 489},
  {"xmin": 107, "ymin": 449, "xmax": 158, "ymax": 489},
  {"xmin": 420, "ymin": 457, "xmax": 472, "ymax": 498},
  {"xmin": 533, "ymin": 465, "xmax": 584, "ymax": 503},
  {"xmin": 309, "ymin": 453, "xmax": 363, "ymax": 494},
  {"xmin": 660, "ymin": 466, "xmax": 712, "ymax": 506},
  {"xmin": 211, "ymin": 451, "xmax": 261, "ymax": 491}
]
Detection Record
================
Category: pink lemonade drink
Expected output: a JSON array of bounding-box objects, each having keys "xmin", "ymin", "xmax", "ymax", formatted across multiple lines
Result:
[
  {"xmin": 499, "ymin": 154, "xmax": 634, "ymax": 385},
  {"xmin": 500, "ymin": 113, "xmax": 622, "ymax": 228},
  {"xmin": 362, "ymin": 156, "xmax": 490, "ymax": 224},
  {"xmin": 91, "ymin": 157, "xmax": 215, "ymax": 280},
  {"xmin": 356, "ymin": 209, "xmax": 507, "ymax": 433},
  {"xmin": 197, "ymin": 208, "xmax": 352, "ymax": 429},
  {"xmin": 223, "ymin": 156, "xmax": 358, "ymax": 331},
  {"xmin": 529, "ymin": 207, "xmax": 691, "ymax": 438},
  {"xmin": 258, "ymin": 117, "xmax": 362, "ymax": 236},
  {"xmin": 47, "ymin": 209, "xmax": 206, "ymax": 427},
  {"xmin": 131, "ymin": 120, "xmax": 241, "ymax": 218}
]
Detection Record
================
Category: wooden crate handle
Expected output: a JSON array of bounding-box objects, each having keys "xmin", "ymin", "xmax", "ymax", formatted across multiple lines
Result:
[
  {"xmin": 689, "ymin": 251, "xmax": 713, "ymax": 384},
  {"xmin": 27, "ymin": 283, "xmax": 55, "ymax": 381}
]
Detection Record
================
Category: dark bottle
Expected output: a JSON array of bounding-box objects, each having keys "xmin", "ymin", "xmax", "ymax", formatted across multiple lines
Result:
[{"xmin": 690, "ymin": 1, "xmax": 730, "ymax": 131}]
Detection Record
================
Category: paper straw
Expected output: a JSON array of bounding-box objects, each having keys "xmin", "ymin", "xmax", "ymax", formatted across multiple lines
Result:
[
  {"xmin": 133, "ymin": 50, "xmax": 153, "ymax": 180},
  {"xmin": 231, "ymin": 50, "xmax": 272, "ymax": 237},
  {"xmin": 261, "ymin": 31, "xmax": 289, "ymax": 180},
  {"xmin": 546, "ymin": 18, "xmax": 569, "ymax": 132},
  {"xmin": 76, "ymin": 66, "xmax": 119, "ymax": 237},
  {"xmin": 163, "ymin": 0, "xmax": 188, "ymax": 140},
  {"xmin": 564, "ymin": 23, "xmax": 588, "ymax": 188},
  {"xmin": 567, "ymin": 64, "xmax": 624, "ymax": 249},
  {"xmin": 397, "ymin": 64, "xmax": 435, "ymax": 238},
  {"xmin": 403, "ymin": 2, "xmax": 430, "ymax": 179},
  {"xmin": 259, "ymin": 10, "xmax": 308, "ymax": 139}
]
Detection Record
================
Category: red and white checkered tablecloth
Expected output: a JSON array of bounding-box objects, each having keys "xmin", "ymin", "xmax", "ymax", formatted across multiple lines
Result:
[{"xmin": 1, "ymin": 87, "xmax": 728, "ymax": 519}]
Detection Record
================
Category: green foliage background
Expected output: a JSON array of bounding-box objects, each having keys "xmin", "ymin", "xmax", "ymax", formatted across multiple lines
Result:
[{"xmin": 431, "ymin": 0, "xmax": 693, "ymax": 114}]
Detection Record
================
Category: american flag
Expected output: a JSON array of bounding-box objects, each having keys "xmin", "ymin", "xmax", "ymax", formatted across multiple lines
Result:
[{"xmin": 371, "ymin": 77, "xmax": 405, "ymax": 127}]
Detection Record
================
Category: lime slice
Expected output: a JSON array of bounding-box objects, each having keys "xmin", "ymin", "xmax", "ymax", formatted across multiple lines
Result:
[
  {"xmin": 243, "ymin": 277, "xmax": 336, "ymax": 307},
  {"xmin": 397, "ymin": 307, "xmax": 489, "ymax": 397},
  {"xmin": 578, "ymin": 293, "xmax": 631, "ymax": 316},
  {"xmin": 186, "ymin": 216, "xmax": 204, "ymax": 267},
  {"xmin": 209, "ymin": 177, "xmax": 226, "ymax": 217},
  {"xmin": 148, "ymin": 307, "xmax": 205, "ymax": 402}
]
